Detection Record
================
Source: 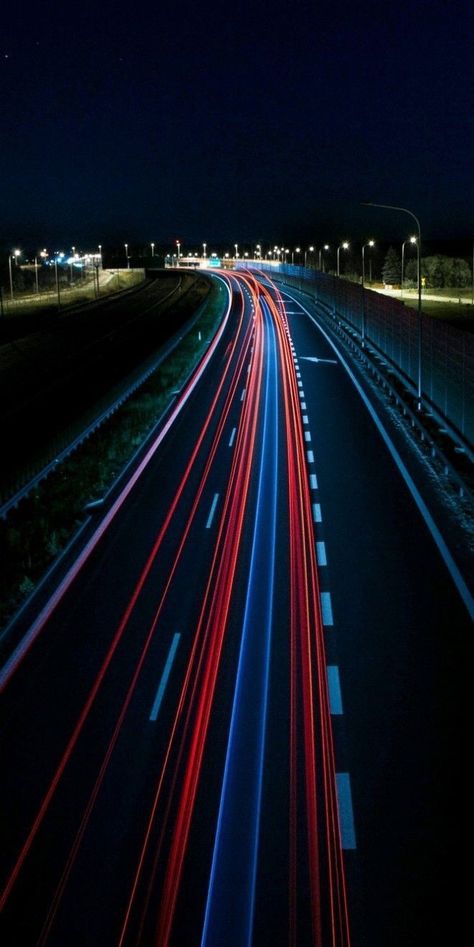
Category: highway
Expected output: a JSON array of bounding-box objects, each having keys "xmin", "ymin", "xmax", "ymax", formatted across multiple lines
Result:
[{"xmin": 1, "ymin": 271, "xmax": 472, "ymax": 946}]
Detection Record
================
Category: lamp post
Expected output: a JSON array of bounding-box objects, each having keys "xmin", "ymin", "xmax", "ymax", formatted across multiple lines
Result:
[
  {"xmin": 8, "ymin": 250, "xmax": 21, "ymax": 300},
  {"xmin": 337, "ymin": 241, "xmax": 349, "ymax": 277},
  {"xmin": 151, "ymin": 242, "xmax": 155, "ymax": 258},
  {"xmin": 401, "ymin": 236, "xmax": 417, "ymax": 298},
  {"xmin": 318, "ymin": 244, "xmax": 329, "ymax": 271},
  {"xmin": 124, "ymin": 243, "xmax": 129, "ymax": 268},
  {"xmin": 203, "ymin": 242, "xmax": 207, "ymax": 259},
  {"xmin": 362, "ymin": 240, "xmax": 374, "ymax": 288},
  {"xmin": 304, "ymin": 245, "xmax": 314, "ymax": 267},
  {"xmin": 234, "ymin": 243, "xmax": 238, "ymax": 260},
  {"xmin": 361, "ymin": 201, "xmax": 422, "ymax": 408},
  {"xmin": 54, "ymin": 257, "xmax": 61, "ymax": 310},
  {"xmin": 361, "ymin": 241, "xmax": 374, "ymax": 347}
]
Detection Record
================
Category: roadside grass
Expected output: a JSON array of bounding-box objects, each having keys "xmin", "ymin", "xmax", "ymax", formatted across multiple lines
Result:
[
  {"xmin": 1, "ymin": 269, "xmax": 145, "ymax": 318},
  {"xmin": 0, "ymin": 281, "xmax": 227, "ymax": 634},
  {"xmin": 402, "ymin": 296, "xmax": 474, "ymax": 328}
]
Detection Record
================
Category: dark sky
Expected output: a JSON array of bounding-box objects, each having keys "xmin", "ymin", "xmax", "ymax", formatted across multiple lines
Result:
[{"xmin": 1, "ymin": 0, "xmax": 473, "ymax": 250}]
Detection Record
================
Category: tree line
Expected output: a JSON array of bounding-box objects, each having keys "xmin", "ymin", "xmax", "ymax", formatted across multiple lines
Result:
[{"xmin": 382, "ymin": 248, "xmax": 472, "ymax": 288}]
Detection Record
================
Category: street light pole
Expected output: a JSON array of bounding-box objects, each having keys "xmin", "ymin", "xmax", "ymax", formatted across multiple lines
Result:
[
  {"xmin": 318, "ymin": 244, "xmax": 329, "ymax": 270},
  {"xmin": 54, "ymin": 258, "xmax": 61, "ymax": 310},
  {"xmin": 8, "ymin": 255, "xmax": 13, "ymax": 301},
  {"xmin": 362, "ymin": 201, "xmax": 422, "ymax": 407},
  {"xmin": 337, "ymin": 241, "xmax": 349, "ymax": 277},
  {"xmin": 361, "ymin": 241, "xmax": 374, "ymax": 347}
]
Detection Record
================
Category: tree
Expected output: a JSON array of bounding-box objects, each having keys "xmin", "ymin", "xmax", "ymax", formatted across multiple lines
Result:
[
  {"xmin": 405, "ymin": 255, "xmax": 472, "ymax": 289},
  {"xmin": 382, "ymin": 246, "xmax": 401, "ymax": 286}
]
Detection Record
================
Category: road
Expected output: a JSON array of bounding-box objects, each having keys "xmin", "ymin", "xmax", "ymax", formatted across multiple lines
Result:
[{"xmin": 1, "ymin": 271, "xmax": 472, "ymax": 946}]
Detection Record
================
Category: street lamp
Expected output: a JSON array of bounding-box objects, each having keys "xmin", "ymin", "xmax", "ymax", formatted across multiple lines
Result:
[
  {"xmin": 8, "ymin": 250, "xmax": 20, "ymax": 300},
  {"xmin": 361, "ymin": 201, "xmax": 422, "ymax": 407},
  {"xmin": 305, "ymin": 245, "xmax": 314, "ymax": 267},
  {"xmin": 401, "ymin": 236, "xmax": 417, "ymax": 298},
  {"xmin": 292, "ymin": 247, "xmax": 301, "ymax": 265},
  {"xmin": 124, "ymin": 243, "xmax": 129, "ymax": 268},
  {"xmin": 337, "ymin": 241, "xmax": 349, "ymax": 277},
  {"xmin": 361, "ymin": 241, "xmax": 375, "ymax": 347},
  {"xmin": 362, "ymin": 240, "xmax": 375, "ymax": 287},
  {"xmin": 54, "ymin": 256, "xmax": 61, "ymax": 310},
  {"xmin": 256, "ymin": 244, "xmax": 261, "ymax": 259},
  {"xmin": 234, "ymin": 243, "xmax": 239, "ymax": 260},
  {"xmin": 150, "ymin": 242, "xmax": 155, "ymax": 258},
  {"xmin": 203, "ymin": 242, "xmax": 207, "ymax": 259},
  {"xmin": 318, "ymin": 244, "xmax": 330, "ymax": 270}
]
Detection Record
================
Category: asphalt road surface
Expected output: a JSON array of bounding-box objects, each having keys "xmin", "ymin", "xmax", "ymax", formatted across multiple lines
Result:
[{"xmin": 1, "ymin": 271, "xmax": 472, "ymax": 946}]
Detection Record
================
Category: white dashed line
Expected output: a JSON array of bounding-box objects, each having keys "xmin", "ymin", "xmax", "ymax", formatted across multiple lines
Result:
[
  {"xmin": 149, "ymin": 633, "xmax": 181, "ymax": 721},
  {"xmin": 304, "ymin": 431, "xmax": 311, "ymax": 442},
  {"xmin": 312, "ymin": 503, "xmax": 322, "ymax": 523},
  {"xmin": 336, "ymin": 773, "xmax": 357, "ymax": 849},
  {"xmin": 309, "ymin": 473, "xmax": 318, "ymax": 489},
  {"xmin": 240, "ymin": 388, "xmax": 246, "ymax": 401},
  {"xmin": 316, "ymin": 541, "xmax": 327, "ymax": 566},
  {"xmin": 327, "ymin": 665, "xmax": 343, "ymax": 715},
  {"xmin": 206, "ymin": 493, "xmax": 220, "ymax": 529},
  {"xmin": 228, "ymin": 427, "xmax": 236, "ymax": 447},
  {"xmin": 320, "ymin": 591, "xmax": 334, "ymax": 626},
  {"xmin": 307, "ymin": 450, "xmax": 314, "ymax": 463},
  {"xmin": 302, "ymin": 415, "xmax": 309, "ymax": 424}
]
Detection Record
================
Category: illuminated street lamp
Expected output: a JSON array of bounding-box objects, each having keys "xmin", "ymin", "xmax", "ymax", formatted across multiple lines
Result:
[
  {"xmin": 361, "ymin": 201, "xmax": 422, "ymax": 407},
  {"xmin": 234, "ymin": 243, "xmax": 239, "ymax": 260},
  {"xmin": 256, "ymin": 243, "xmax": 261, "ymax": 259},
  {"xmin": 8, "ymin": 250, "xmax": 21, "ymax": 300},
  {"xmin": 124, "ymin": 243, "xmax": 129, "ymax": 268},
  {"xmin": 361, "ymin": 240, "xmax": 375, "ymax": 347},
  {"xmin": 305, "ymin": 245, "xmax": 314, "ymax": 267},
  {"xmin": 318, "ymin": 244, "xmax": 329, "ymax": 270},
  {"xmin": 361, "ymin": 240, "xmax": 375, "ymax": 287},
  {"xmin": 337, "ymin": 241, "xmax": 349, "ymax": 277},
  {"xmin": 54, "ymin": 255, "xmax": 61, "ymax": 310},
  {"xmin": 150, "ymin": 242, "xmax": 155, "ymax": 258},
  {"xmin": 401, "ymin": 235, "xmax": 417, "ymax": 298},
  {"xmin": 292, "ymin": 247, "xmax": 301, "ymax": 265}
]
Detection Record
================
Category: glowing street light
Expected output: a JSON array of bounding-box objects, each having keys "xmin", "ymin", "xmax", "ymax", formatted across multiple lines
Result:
[
  {"xmin": 401, "ymin": 235, "xmax": 417, "ymax": 298},
  {"xmin": 124, "ymin": 243, "xmax": 129, "ymax": 268},
  {"xmin": 292, "ymin": 247, "xmax": 301, "ymax": 265},
  {"xmin": 318, "ymin": 244, "xmax": 329, "ymax": 270},
  {"xmin": 234, "ymin": 243, "xmax": 239, "ymax": 260},
  {"xmin": 305, "ymin": 245, "xmax": 314, "ymax": 267},
  {"xmin": 8, "ymin": 249, "xmax": 21, "ymax": 300},
  {"xmin": 361, "ymin": 201, "xmax": 422, "ymax": 407},
  {"xmin": 337, "ymin": 241, "xmax": 349, "ymax": 277},
  {"xmin": 361, "ymin": 240, "xmax": 375, "ymax": 288}
]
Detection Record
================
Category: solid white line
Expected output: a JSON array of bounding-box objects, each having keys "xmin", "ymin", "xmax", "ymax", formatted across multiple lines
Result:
[
  {"xmin": 327, "ymin": 665, "xmax": 343, "ymax": 714},
  {"xmin": 307, "ymin": 450, "xmax": 314, "ymax": 463},
  {"xmin": 149, "ymin": 633, "xmax": 181, "ymax": 721},
  {"xmin": 304, "ymin": 430, "xmax": 311, "ymax": 442},
  {"xmin": 320, "ymin": 591, "xmax": 334, "ymax": 626},
  {"xmin": 228, "ymin": 427, "xmax": 236, "ymax": 447},
  {"xmin": 336, "ymin": 773, "xmax": 357, "ymax": 849},
  {"xmin": 316, "ymin": 541, "xmax": 327, "ymax": 566},
  {"xmin": 206, "ymin": 493, "xmax": 220, "ymax": 529},
  {"xmin": 312, "ymin": 503, "xmax": 322, "ymax": 523},
  {"xmin": 310, "ymin": 473, "xmax": 318, "ymax": 489}
]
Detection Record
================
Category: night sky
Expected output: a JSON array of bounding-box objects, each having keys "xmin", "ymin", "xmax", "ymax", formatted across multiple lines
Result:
[{"xmin": 1, "ymin": 0, "xmax": 473, "ymax": 250}]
